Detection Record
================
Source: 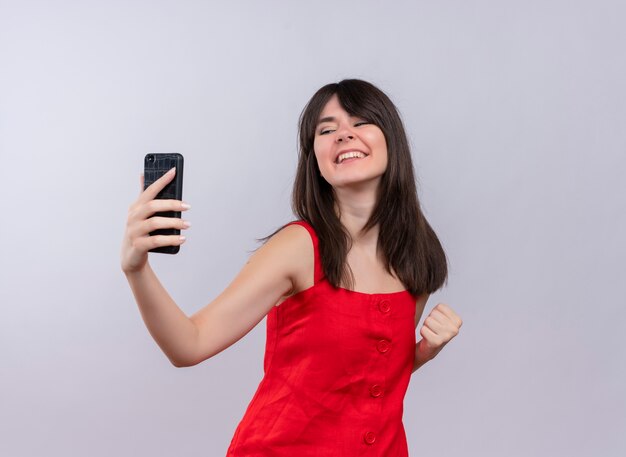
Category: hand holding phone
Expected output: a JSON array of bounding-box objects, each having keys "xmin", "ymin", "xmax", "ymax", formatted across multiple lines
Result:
[{"xmin": 120, "ymin": 153, "xmax": 189, "ymax": 273}]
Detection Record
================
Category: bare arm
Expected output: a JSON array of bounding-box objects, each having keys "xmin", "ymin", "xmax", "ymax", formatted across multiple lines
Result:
[
  {"xmin": 121, "ymin": 168, "xmax": 309, "ymax": 367},
  {"xmin": 412, "ymin": 293, "xmax": 430, "ymax": 373},
  {"xmin": 125, "ymin": 263, "xmax": 198, "ymax": 367},
  {"xmin": 125, "ymin": 225, "xmax": 306, "ymax": 367},
  {"xmin": 187, "ymin": 224, "xmax": 309, "ymax": 365}
]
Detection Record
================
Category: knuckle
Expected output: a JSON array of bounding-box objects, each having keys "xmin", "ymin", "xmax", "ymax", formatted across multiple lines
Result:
[
  {"xmin": 147, "ymin": 217, "xmax": 159, "ymax": 231},
  {"xmin": 143, "ymin": 221, "xmax": 153, "ymax": 233}
]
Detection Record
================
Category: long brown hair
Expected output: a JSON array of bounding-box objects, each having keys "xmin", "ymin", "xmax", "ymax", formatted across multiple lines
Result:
[{"xmin": 262, "ymin": 79, "xmax": 448, "ymax": 296}]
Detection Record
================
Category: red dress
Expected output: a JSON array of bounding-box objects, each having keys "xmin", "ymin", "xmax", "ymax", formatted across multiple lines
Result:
[{"xmin": 226, "ymin": 220, "xmax": 418, "ymax": 456}]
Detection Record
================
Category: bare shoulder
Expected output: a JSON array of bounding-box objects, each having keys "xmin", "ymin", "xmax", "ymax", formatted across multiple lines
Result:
[
  {"xmin": 270, "ymin": 223, "xmax": 312, "ymax": 246},
  {"xmin": 262, "ymin": 223, "xmax": 314, "ymax": 298},
  {"xmin": 259, "ymin": 223, "xmax": 312, "ymax": 258}
]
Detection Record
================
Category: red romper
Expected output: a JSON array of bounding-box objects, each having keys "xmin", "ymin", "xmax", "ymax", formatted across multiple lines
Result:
[{"xmin": 226, "ymin": 220, "xmax": 418, "ymax": 456}]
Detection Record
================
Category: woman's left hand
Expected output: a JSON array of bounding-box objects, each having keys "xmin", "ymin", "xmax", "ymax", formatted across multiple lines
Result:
[{"xmin": 416, "ymin": 303, "xmax": 462, "ymax": 363}]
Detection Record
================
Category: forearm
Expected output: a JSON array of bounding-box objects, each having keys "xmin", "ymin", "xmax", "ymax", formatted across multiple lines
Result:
[
  {"xmin": 125, "ymin": 263, "xmax": 198, "ymax": 367},
  {"xmin": 411, "ymin": 339, "xmax": 436, "ymax": 373}
]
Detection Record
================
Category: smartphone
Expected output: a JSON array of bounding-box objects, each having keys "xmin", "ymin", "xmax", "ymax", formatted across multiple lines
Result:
[{"xmin": 143, "ymin": 153, "xmax": 184, "ymax": 254}]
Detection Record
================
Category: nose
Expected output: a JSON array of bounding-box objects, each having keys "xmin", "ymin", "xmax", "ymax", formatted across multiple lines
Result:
[{"xmin": 335, "ymin": 127, "xmax": 355, "ymax": 143}]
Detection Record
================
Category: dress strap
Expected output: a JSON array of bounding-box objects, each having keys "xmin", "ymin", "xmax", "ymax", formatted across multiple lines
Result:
[{"xmin": 285, "ymin": 220, "xmax": 324, "ymax": 284}]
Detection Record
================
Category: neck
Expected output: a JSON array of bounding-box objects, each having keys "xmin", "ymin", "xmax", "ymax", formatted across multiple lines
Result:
[{"xmin": 333, "ymin": 182, "xmax": 379, "ymax": 251}]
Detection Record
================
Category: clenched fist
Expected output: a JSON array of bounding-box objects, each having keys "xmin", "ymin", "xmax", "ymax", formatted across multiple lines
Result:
[{"xmin": 415, "ymin": 303, "xmax": 462, "ymax": 366}]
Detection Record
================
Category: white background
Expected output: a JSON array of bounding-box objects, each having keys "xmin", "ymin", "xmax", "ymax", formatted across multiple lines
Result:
[{"xmin": 1, "ymin": 1, "xmax": 624, "ymax": 456}]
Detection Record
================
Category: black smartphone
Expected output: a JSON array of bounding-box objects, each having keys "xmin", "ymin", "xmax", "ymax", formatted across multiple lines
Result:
[{"xmin": 143, "ymin": 153, "xmax": 184, "ymax": 254}]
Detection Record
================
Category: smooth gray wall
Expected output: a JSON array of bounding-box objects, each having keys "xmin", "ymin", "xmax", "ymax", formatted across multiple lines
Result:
[{"xmin": 1, "ymin": 1, "xmax": 624, "ymax": 456}]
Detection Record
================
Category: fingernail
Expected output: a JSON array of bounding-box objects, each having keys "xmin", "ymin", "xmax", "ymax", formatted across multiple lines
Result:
[
  {"xmin": 179, "ymin": 235, "xmax": 186, "ymax": 241},
  {"xmin": 181, "ymin": 202, "xmax": 191, "ymax": 210},
  {"xmin": 183, "ymin": 220, "xmax": 191, "ymax": 228},
  {"xmin": 167, "ymin": 167, "xmax": 176, "ymax": 174}
]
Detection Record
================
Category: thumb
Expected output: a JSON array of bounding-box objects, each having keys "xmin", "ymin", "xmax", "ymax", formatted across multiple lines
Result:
[{"xmin": 139, "ymin": 173, "xmax": 145, "ymax": 194}]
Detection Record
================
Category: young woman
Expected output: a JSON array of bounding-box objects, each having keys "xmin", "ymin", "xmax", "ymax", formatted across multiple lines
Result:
[{"xmin": 121, "ymin": 79, "xmax": 462, "ymax": 456}]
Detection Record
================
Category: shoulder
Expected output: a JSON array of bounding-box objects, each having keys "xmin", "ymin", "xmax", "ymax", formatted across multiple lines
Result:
[
  {"xmin": 255, "ymin": 222, "xmax": 313, "ymax": 274},
  {"xmin": 260, "ymin": 222, "xmax": 315, "ymax": 296},
  {"xmin": 264, "ymin": 221, "xmax": 313, "ymax": 251}
]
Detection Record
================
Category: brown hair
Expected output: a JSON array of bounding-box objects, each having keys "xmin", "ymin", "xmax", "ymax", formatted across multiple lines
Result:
[{"xmin": 263, "ymin": 79, "xmax": 448, "ymax": 296}]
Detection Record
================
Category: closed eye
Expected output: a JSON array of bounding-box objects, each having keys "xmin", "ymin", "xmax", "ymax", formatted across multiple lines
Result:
[{"xmin": 319, "ymin": 121, "xmax": 369, "ymax": 135}]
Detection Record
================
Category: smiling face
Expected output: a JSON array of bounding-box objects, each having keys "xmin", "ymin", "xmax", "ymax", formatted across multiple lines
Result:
[{"xmin": 313, "ymin": 94, "xmax": 388, "ymax": 190}]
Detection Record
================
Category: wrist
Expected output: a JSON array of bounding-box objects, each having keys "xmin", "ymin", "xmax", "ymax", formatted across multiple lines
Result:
[
  {"xmin": 123, "ymin": 259, "xmax": 150, "ymax": 277},
  {"xmin": 414, "ymin": 339, "xmax": 438, "ymax": 363}
]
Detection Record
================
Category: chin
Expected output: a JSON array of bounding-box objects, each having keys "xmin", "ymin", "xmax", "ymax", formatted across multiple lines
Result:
[{"xmin": 332, "ymin": 176, "xmax": 382, "ymax": 189}]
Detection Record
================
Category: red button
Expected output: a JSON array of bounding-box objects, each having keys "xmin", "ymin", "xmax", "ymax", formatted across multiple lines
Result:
[
  {"xmin": 370, "ymin": 384, "xmax": 383, "ymax": 397},
  {"xmin": 376, "ymin": 339, "xmax": 390, "ymax": 353},
  {"xmin": 378, "ymin": 299, "xmax": 391, "ymax": 313},
  {"xmin": 364, "ymin": 431, "xmax": 376, "ymax": 445}
]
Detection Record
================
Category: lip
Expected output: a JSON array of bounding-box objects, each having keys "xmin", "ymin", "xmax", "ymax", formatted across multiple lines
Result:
[{"xmin": 334, "ymin": 149, "xmax": 369, "ymax": 164}]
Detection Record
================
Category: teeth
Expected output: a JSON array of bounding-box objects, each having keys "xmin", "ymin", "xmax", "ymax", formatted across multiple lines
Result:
[{"xmin": 337, "ymin": 151, "xmax": 366, "ymax": 164}]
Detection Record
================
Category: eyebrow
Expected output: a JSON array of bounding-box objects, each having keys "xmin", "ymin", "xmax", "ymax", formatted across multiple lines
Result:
[
  {"xmin": 317, "ymin": 116, "xmax": 336, "ymax": 125},
  {"xmin": 317, "ymin": 114, "xmax": 363, "ymax": 125}
]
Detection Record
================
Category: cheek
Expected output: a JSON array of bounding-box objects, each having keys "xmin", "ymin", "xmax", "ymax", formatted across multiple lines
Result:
[
  {"xmin": 363, "ymin": 127, "xmax": 385, "ymax": 145},
  {"xmin": 313, "ymin": 139, "xmax": 334, "ymax": 169},
  {"xmin": 374, "ymin": 132, "xmax": 388, "ymax": 161},
  {"xmin": 313, "ymin": 137, "xmax": 330, "ymax": 158},
  {"xmin": 364, "ymin": 131, "xmax": 388, "ymax": 159},
  {"xmin": 372, "ymin": 133, "xmax": 389, "ymax": 169}
]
